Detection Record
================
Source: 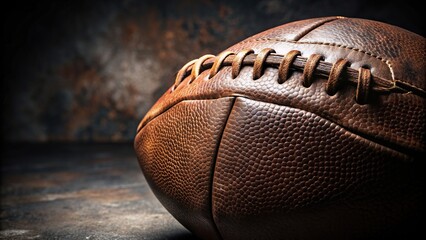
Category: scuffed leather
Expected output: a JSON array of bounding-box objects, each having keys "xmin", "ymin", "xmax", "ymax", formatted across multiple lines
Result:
[{"xmin": 135, "ymin": 17, "xmax": 425, "ymax": 239}]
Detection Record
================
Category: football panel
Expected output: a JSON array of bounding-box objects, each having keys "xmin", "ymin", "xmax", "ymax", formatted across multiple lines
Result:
[
  {"xmin": 134, "ymin": 97, "xmax": 235, "ymax": 240},
  {"xmin": 212, "ymin": 97, "xmax": 424, "ymax": 240}
]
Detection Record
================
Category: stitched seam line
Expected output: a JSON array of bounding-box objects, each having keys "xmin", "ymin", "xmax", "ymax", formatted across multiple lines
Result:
[
  {"xmin": 137, "ymin": 96, "xmax": 421, "ymax": 157},
  {"xmin": 209, "ymin": 96, "xmax": 236, "ymax": 240},
  {"xmin": 236, "ymin": 38, "xmax": 396, "ymax": 81},
  {"xmin": 293, "ymin": 17, "xmax": 340, "ymax": 41}
]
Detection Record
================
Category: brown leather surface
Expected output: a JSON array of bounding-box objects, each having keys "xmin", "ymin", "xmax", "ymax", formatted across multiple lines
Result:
[
  {"xmin": 134, "ymin": 97, "xmax": 235, "ymax": 240},
  {"xmin": 213, "ymin": 97, "xmax": 423, "ymax": 239},
  {"xmin": 137, "ymin": 16, "xmax": 425, "ymax": 154},
  {"xmin": 134, "ymin": 16, "xmax": 425, "ymax": 239}
]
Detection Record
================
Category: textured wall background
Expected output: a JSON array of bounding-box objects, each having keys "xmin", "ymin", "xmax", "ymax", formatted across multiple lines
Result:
[{"xmin": 2, "ymin": 0, "xmax": 424, "ymax": 142}]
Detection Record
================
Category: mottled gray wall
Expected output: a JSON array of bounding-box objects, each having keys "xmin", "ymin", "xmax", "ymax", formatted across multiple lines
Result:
[{"xmin": 2, "ymin": 0, "xmax": 423, "ymax": 142}]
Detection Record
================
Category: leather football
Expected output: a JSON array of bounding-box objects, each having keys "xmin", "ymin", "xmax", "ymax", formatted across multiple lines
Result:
[{"xmin": 134, "ymin": 16, "xmax": 425, "ymax": 240}]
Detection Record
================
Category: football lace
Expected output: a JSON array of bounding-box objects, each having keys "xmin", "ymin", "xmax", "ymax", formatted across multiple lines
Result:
[{"xmin": 172, "ymin": 48, "xmax": 426, "ymax": 104}]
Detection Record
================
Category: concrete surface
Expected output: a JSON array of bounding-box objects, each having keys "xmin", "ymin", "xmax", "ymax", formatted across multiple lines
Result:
[{"xmin": 0, "ymin": 143, "xmax": 197, "ymax": 240}]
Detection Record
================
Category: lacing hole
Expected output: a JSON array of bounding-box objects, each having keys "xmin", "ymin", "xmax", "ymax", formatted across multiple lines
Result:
[{"xmin": 325, "ymin": 89, "xmax": 336, "ymax": 96}]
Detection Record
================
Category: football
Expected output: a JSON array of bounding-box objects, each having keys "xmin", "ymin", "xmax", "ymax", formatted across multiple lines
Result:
[{"xmin": 134, "ymin": 16, "xmax": 425, "ymax": 239}]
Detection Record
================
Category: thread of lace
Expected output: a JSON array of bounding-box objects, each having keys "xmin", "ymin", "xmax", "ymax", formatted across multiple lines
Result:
[
  {"xmin": 278, "ymin": 50, "xmax": 300, "ymax": 84},
  {"xmin": 174, "ymin": 59, "xmax": 197, "ymax": 90},
  {"xmin": 171, "ymin": 49, "xmax": 426, "ymax": 102},
  {"xmin": 210, "ymin": 51, "xmax": 235, "ymax": 79},
  {"xmin": 302, "ymin": 54, "xmax": 323, "ymax": 87},
  {"xmin": 356, "ymin": 67, "xmax": 372, "ymax": 104},
  {"xmin": 325, "ymin": 59, "xmax": 349, "ymax": 96},
  {"xmin": 253, "ymin": 48, "xmax": 276, "ymax": 80},
  {"xmin": 232, "ymin": 49, "xmax": 254, "ymax": 79},
  {"xmin": 190, "ymin": 54, "xmax": 215, "ymax": 83}
]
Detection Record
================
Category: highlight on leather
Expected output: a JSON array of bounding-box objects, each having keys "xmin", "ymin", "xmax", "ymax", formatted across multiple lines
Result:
[{"xmin": 171, "ymin": 49, "xmax": 426, "ymax": 103}]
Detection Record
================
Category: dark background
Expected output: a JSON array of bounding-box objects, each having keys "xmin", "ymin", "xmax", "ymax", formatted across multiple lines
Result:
[{"xmin": 2, "ymin": 0, "xmax": 424, "ymax": 143}]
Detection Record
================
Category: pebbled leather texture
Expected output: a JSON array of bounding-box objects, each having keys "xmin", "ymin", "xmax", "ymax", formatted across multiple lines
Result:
[
  {"xmin": 213, "ymin": 97, "xmax": 423, "ymax": 240},
  {"xmin": 134, "ymin": 17, "xmax": 425, "ymax": 239},
  {"xmin": 134, "ymin": 97, "xmax": 234, "ymax": 240}
]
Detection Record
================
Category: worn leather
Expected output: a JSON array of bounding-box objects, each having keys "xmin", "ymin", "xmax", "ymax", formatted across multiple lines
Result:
[{"xmin": 134, "ymin": 17, "xmax": 425, "ymax": 239}]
